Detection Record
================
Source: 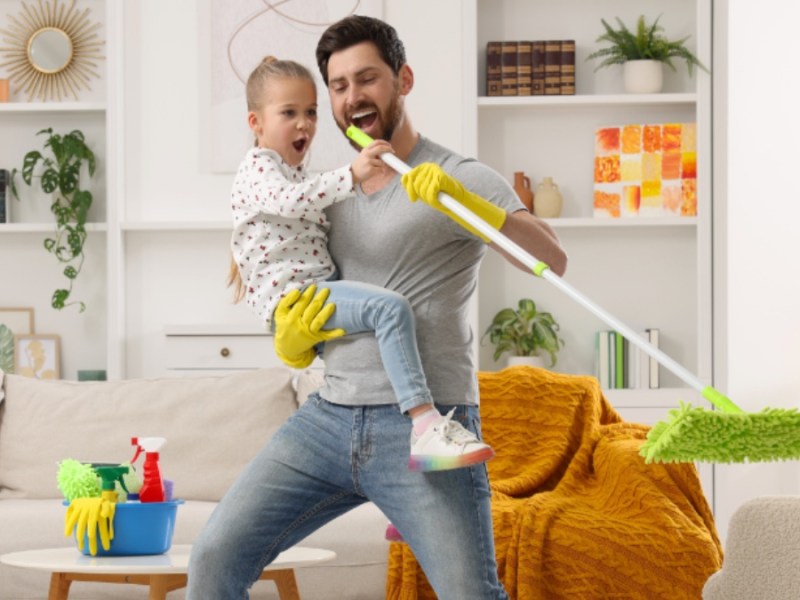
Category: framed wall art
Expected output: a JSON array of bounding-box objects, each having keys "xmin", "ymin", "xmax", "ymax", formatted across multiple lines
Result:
[
  {"xmin": 593, "ymin": 123, "xmax": 698, "ymax": 218},
  {"xmin": 14, "ymin": 334, "xmax": 60, "ymax": 380}
]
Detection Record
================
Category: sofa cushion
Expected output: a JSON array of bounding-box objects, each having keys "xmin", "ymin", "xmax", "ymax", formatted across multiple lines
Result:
[{"xmin": 0, "ymin": 368, "xmax": 296, "ymax": 502}]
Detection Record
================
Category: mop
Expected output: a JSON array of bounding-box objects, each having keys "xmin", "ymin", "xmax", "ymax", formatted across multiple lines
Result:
[{"xmin": 347, "ymin": 126, "xmax": 800, "ymax": 465}]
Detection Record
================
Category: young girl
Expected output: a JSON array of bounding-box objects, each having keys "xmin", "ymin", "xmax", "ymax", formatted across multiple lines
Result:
[{"xmin": 229, "ymin": 56, "xmax": 494, "ymax": 472}]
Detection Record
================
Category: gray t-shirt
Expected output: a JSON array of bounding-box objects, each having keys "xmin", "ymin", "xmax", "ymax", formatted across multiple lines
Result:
[{"xmin": 320, "ymin": 136, "xmax": 524, "ymax": 407}]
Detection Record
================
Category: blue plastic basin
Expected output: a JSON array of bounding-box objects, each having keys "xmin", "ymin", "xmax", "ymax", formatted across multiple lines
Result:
[{"xmin": 67, "ymin": 499, "xmax": 184, "ymax": 556}]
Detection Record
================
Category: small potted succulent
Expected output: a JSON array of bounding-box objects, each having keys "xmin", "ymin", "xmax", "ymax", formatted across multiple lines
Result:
[
  {"xmin": 482, "ymin": 298, "xmax": 565, "ymax": 368},
  {"xmin": 586, "ymin": 15, "xmax": 709, "ymax": 93}
]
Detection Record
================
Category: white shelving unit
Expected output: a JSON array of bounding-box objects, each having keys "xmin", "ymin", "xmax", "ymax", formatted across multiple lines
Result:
[
  {"xmin": 462, "ymin": 0, "xmax": 714, "ymax": 495},
  {"xmin": 478, "ymin": 93, "xmax": 696, "ymax": 108},
  {"xmin": 0, "ymin": 0, "xmax": 109, "ymax": 379},
  {"xmin": 463, "ymin": 0, "xmax": 712, "ymax": 379},
  {"xmin": 0, "ymin": 102, "xmax": 105, "ymax": 113}
]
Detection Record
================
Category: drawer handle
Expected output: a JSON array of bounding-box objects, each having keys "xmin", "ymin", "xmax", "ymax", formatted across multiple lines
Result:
[{"xmin": 220, "ymin": 347, "xmax": 231, "ymax": 358}]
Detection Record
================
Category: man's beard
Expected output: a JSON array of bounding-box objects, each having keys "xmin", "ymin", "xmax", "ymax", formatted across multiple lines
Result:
[{"xmin": 337, "ymin": 82, "xmax": 403, "ymax": 149}]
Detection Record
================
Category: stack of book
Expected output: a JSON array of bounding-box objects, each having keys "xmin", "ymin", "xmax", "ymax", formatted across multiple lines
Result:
[
  {"xmin": 486, "ymin": 40, "xmax": 575, "ymax": 97},
  {"xmin": 0, "ymin": 169, "xmax": 8, "ymax": 224},
  {"xmin": 595, "ymin": 329, "xmax": 660, "ymax": 390}
]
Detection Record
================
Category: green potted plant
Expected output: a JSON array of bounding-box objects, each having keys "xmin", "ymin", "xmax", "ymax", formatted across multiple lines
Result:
[
  {"xmin": 10, "ymin": 128, "xmax": 97, "ymax": 311},
  {"xmin": 482, "ymin": 298, "xmax": 565, "ymax": 368},
  {"xmin": 586, "ymin": 15, "xmax": 709, "ymax": 93}
]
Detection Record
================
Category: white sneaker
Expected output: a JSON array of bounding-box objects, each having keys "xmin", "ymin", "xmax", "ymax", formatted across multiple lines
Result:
[{"xmin": 408, "ymin": 408, "xmax": 495, "ymax": 472}]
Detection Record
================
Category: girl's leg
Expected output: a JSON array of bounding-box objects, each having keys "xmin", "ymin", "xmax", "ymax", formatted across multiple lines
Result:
[
  {"xmin": 318, "ymin": 281, "xmax": 494, "ymax": 472},
  {"xmin": 321, "ymin": 280, "xmax": 432, "ymax": 414}
]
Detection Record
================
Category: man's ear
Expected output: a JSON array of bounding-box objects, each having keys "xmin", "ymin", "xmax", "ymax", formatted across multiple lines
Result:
[{"xmin": 399, "ymin": 64, "xmax": 414, "ymax": 96}]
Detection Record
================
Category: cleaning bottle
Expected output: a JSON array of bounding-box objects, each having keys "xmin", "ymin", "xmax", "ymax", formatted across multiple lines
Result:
[
  {"xmin": 131, "ymin": 437, "xmax": 166, "ymax": 503},
  {"xmin": 94, "ymin": 465, "xmax": 130, "ymax": 503}
]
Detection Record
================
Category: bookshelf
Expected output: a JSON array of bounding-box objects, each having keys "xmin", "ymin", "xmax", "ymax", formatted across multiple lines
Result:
[
  {"xmin": 463, "ymin": 0, "xmax": 713, "ymax": 396},
  {"xmin": 0, "ymin": 0, "xmax": 110, "ymax": 379},
  {"xmin": 463, "ymin": 0, "xmax": 714, "ymax": 499}
]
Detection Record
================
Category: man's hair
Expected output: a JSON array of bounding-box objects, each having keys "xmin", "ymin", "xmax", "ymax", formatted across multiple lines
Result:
[{"xmin": 316, "ymin": 15, "xmax": 406, "ymax": 86}]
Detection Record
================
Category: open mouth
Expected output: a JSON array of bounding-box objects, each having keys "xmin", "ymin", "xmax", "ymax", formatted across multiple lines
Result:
[
  {"xmin": 292, "ymin": 138, "xmax": 308, "ymax": 153},
  {"xmin": 350, "ymin": 109, "xmax": 378, "ymax": 132}
]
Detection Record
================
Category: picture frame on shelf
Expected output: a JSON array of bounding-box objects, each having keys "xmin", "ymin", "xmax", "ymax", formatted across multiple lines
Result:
[
  {"xmin": 0, "ymin": 307, "xmax": 34, "ymax": 374},
  {"xmin": 13, "ymin": 333, "xmax": 60, "ymax": 380}
]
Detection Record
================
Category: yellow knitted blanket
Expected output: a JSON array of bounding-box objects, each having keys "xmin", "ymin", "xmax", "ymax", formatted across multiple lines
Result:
[{"xmin": 386, "ymin": 366, "xmax": 722, "ymax": 599}]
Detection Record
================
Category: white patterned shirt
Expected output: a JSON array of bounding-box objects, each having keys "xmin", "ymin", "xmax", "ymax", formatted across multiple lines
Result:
[{"xmin": 231, "ymin": 147, "xmax": 355, "ymax": 327}]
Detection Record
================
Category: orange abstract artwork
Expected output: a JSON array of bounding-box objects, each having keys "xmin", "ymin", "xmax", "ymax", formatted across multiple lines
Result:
[{"xmin": 593, "ymin": 123, "xmax": 698, "ymax": 218}]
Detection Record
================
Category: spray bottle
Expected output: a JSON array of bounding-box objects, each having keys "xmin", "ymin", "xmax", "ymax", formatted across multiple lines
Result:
[
  {"xmin": 130, "ymin": 437, "xmax": 166, "ymax": 503},
  {"xmin": 94, "ymin": 465, "xmax": 129, "ymax": 503}
]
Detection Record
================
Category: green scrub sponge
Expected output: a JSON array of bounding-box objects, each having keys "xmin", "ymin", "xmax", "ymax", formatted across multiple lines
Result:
[{"xmin": 57, "ymin": 459, "xmax": 100, "ymax": 501}]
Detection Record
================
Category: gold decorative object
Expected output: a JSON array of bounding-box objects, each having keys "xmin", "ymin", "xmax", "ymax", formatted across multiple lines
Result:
[{"xmin": 0, "ymin": 0, "xmax": 104, "ymax": 102}]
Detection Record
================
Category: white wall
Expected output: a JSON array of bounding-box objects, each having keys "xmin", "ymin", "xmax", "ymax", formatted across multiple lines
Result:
[{"xmin": 713, "ymin": 0, "xmax": 800, "ymax": 539}]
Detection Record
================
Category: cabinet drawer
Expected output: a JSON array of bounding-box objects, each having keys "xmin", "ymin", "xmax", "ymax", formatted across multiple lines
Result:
[{"xmin": 164, "ymin": 334, "xmax": 279, "ymax": 370}]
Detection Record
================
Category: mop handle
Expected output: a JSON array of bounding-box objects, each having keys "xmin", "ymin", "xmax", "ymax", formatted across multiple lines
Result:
[{"xmin": 347, "ymin": 126, "xmax": 741, "ymax": 413}]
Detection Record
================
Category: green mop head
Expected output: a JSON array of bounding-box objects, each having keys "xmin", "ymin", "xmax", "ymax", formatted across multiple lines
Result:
[
  {"xmin": 56, "ymin": 459, "xmax": 100, "ymax": 501},
  {"xmin": 640, "ymin": 402, "xmax": 800, "ymax": 464}
]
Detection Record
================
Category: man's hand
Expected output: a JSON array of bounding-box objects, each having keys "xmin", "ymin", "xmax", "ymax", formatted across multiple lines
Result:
[
  {"xmin": 273, "ymin": 285, "xmax": 346, "ymax": 368},
  {"xmin": 64, "ymin": 496, "xmax": 116, "ymax": 556},
  {"xmin": 401, "ymin": 163, "xmax": 506, "ymax": 243}
]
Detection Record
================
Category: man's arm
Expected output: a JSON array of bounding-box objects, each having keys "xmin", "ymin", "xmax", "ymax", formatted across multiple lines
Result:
[
  {"xmin": 401, "ymin": 162, "xmax": 568, "ymax": 277},
  {"xmin": 492, "ymin": 209, "xmax": 568, "ymax": 276}
]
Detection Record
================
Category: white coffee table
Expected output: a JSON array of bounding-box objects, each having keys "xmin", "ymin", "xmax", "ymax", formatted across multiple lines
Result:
[{"xmin": 0, "ymin": 544, "xmax": 336, "ymax": 600}]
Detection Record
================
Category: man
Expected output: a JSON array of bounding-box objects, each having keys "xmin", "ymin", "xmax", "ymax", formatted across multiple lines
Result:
[{"xmin": 187, "ymin": 16, "xmax": 566, "ymax": 599}]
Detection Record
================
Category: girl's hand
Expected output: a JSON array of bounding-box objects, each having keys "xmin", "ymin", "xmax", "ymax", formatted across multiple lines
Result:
[{"xmin": 351, "ymin": 140, "xmax": 394, "ymax": 183}]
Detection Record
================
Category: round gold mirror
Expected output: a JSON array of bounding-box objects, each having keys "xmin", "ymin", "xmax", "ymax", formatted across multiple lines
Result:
[
  {"xmin": 0, "ymin": 0, "xmax": 104, "ymax": 102},
  {"xmin": 27, "ymin": 27, "xmax": 73, "ymax": 74}
]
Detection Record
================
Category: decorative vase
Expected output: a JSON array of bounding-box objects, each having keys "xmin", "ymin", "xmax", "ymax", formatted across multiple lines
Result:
[
  {"xmin": 513, "ymin": 171, "xmax": 534, "ymax": 213},
  {"xmin": 533, "ymin": 177, "xmax": 563, "ymax": 218},
  {"xmin": 623, "ymin": 60, "xmax": 664, "ymax": 94},
  {"xmin": 507, "ymin": 355, "xmax": 549, "ymax": 369}
]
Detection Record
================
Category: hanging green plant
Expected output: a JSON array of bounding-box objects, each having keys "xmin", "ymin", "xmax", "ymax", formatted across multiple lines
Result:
[{"xmin": 10, "ymin": 128, "xmax": 96, "ymax": 312}]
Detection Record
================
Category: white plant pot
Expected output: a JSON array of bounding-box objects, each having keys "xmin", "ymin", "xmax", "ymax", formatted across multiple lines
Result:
[
  {"xmin": 506, "ymin": 355, "xmax": 549, "ymax": 369},
  {"xmin": 623, "ymin": 60, "xmax": 664, "ymax": 94}
]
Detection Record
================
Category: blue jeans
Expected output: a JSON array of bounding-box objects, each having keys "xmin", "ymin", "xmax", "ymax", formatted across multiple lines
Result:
[
  {"xmin": 186, "ymin": 395, "xmax": 508, "ymax": 599},
  {"xmin": 315, "ymin": 280, "xmax": 433, "ymax": 414}
]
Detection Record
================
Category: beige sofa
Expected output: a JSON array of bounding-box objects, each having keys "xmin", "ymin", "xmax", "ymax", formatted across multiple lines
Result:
[{"xmin": 0, "ymin": 368, "xmax": 389, "ymax": 600}]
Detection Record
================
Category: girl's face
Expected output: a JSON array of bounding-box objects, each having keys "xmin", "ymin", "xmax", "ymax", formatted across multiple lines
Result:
[{"xmin": 249, "ymin": 77, "xmax": 318, "ymax": 167}]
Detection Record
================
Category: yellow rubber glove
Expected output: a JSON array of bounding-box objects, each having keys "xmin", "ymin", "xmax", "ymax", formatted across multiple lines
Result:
[
  {"xmin": 273, "ymin": 285, "xmax": 346, "ymax": 368},
  {"xmin": 64, "ymin": 493, "xmax": 117, "ymax": 556},
  {"xmin": 401, "ymin": 163, "xmax": 507, "ymax": 243}
]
